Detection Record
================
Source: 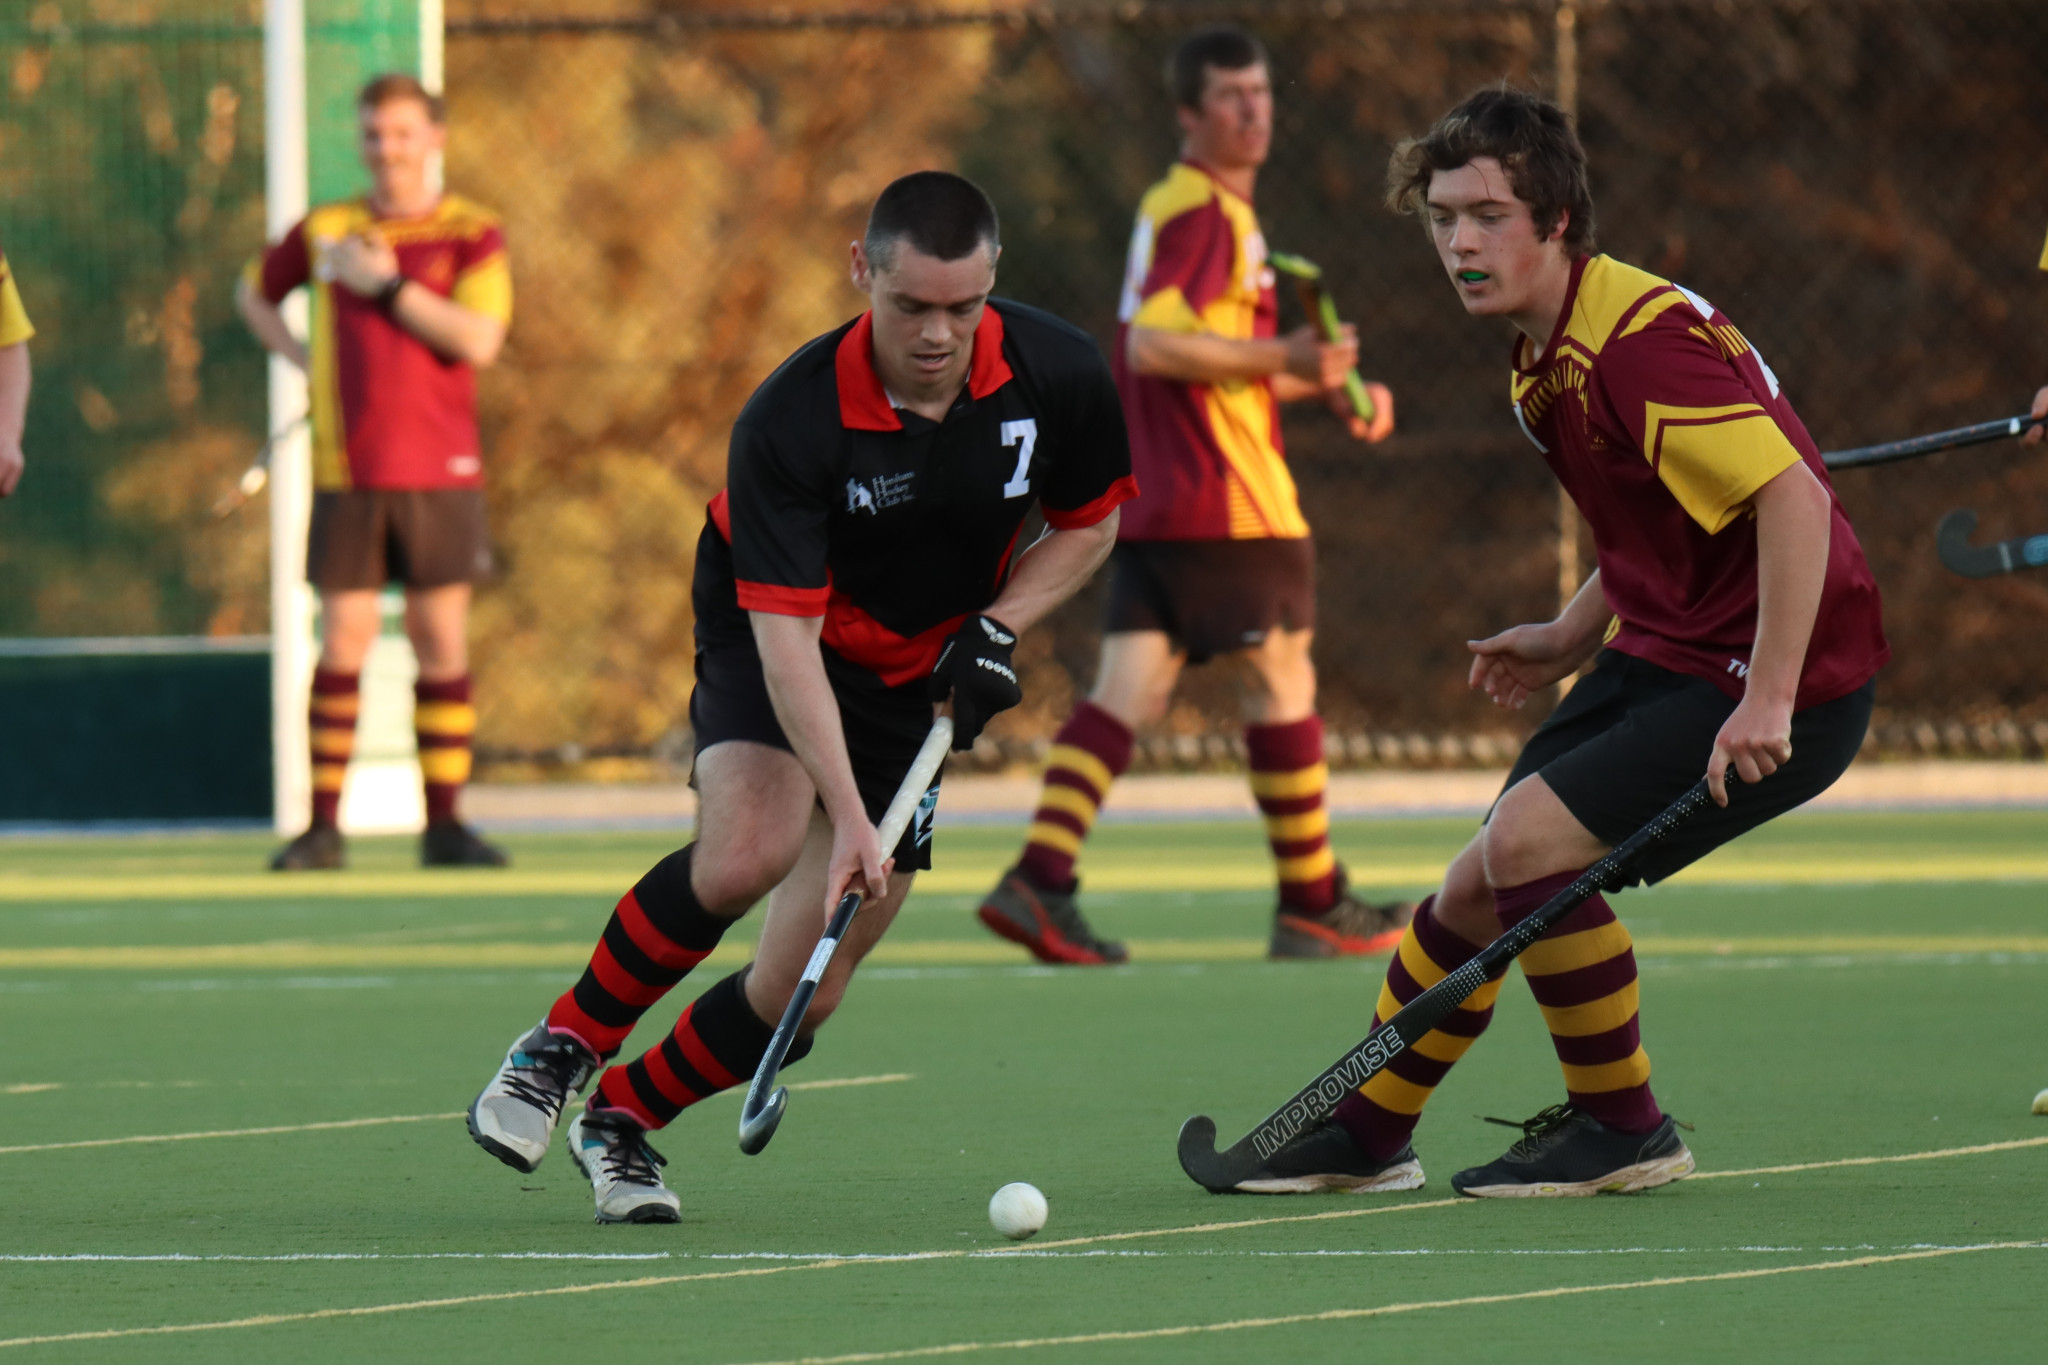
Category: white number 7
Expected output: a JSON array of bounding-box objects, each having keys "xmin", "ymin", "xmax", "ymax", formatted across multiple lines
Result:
[{"xmin": 1000, "ymin": 419, "xmax": 1037, "ymax": 499}]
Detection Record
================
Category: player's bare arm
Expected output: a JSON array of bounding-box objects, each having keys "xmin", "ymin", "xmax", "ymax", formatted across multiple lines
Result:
[
  {"xmin": 233, "ymin": 275, "xmax": 308, "ymax": 370},
  {"xmin": 983, "ymin": 511, "xmax": 1119, "ymax": 636},
  {"xmin": 0, "ymin": 341, "xmax": 28, "ymax": 497},
  {"xmin": 325, "ymin": 231, "xmax": 506, "ymax": 367},
  {"xmin": 1467, "ymin": 568, "xmax": 1613, "ymax": 711},
  {"xmin": 749, "ymin": 610, "xmax": 889, "ymax": 911},
  {"xmin": 1707, "ymin": 460, "xmax": 1831, "ymax": 804}
]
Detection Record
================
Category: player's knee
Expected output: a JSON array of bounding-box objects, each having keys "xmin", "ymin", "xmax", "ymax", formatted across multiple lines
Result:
[
  {"xmin": 1434, "ymin": 839, "xmax": 1497, "ymax": 942},
  {"xmin": 690, "ymin": 840, "xmax": 799, "ymax": 914},
  {"xmin": 801, "ymin": 978, "xmax": 847, "ymax": 1030}
]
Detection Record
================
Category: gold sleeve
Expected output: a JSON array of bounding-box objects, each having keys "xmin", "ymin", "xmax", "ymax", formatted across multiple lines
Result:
[
  {"xmin": 1642, "ymin": 401, "xmax": 1803, "ymax": 533},
  {"xmin": 0, "ymin": 257, "xmax": 34, "ymax": 347}
]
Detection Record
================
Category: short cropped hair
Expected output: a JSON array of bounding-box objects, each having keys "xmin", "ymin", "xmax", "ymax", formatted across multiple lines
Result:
[
  {"xmin": 863, "ymin": 171, "xmax": 1000, "ymax": 273},
  {"xmin": 358, "ymin": 72, "xmax": 445, "ymax": 125},
  {"xmin": 1168, "ymin": 25, "xmax": 1268, "ymax": 110},
  {"xmin": 1386, "ymin": 87, "xmax": 1595, "ymax": 253}
]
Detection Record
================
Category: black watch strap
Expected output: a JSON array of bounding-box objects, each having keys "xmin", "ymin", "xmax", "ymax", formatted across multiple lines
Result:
[{"xmin": 375, "ymin": 275, "xmax": 407, "ymax": 313}]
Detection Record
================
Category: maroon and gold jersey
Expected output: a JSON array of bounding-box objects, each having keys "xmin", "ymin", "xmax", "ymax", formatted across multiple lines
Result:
[
  {"xmin": 1512, "ymin": 254, "xmax": 1888, "ymax": 709},
  {"xmin": 252, "ymin": 195, "xmax": 511, "ymax": 492},
  {"xmin": 1112, "ymin": 161, "xmax": 1305, "ymax": 541},
  {"xmin": 0, "ymin": 244, "xmax": 33, "ymax": 348}
]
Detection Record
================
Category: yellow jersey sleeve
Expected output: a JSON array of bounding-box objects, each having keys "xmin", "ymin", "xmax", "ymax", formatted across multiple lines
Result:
[
  {"xmin": 0, "ymin": 254, "xmax": 34, "ymax": 347},
  {"xmin": 1641, "ymin": 402, "xmax": 1803, "ymax": 533},
  {"xmin": 452, "ymin": 251, "xmax": 512, "ymax": 326}
]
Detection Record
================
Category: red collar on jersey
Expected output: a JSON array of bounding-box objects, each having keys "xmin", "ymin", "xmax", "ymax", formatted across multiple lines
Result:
[{"xmin": 835, "ymin": 304, "xmax": 1013, "ymax": 431}]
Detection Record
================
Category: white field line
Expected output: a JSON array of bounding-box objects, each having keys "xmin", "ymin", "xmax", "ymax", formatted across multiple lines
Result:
[
  {"xmin": 0, "ymin": 1132, "xmax": 2039, "ymax": 1347},
  {"xmin": 0, "ymin": 1075, "xmax": 913, "ymax": 1156},
  {"xmin": 4, "ymin": 1241, "xmax": 2038, "ymax": 1353},
  {"xmin": 724, "ymin": 1243, "xmax": 2048, "ymax": 1365},
  {"xmin": 1693, "ymin": 1134, "xmax": 2048, "ymax": 1178},
  {"xmin": 0, "ymin": 1243, "xmax": 2015, "ymax": 1266}
]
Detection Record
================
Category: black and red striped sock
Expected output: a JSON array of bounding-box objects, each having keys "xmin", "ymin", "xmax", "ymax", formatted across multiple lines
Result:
[
  {"xmin": 590, "ymin": 969, "xmax": 814, "ymax": 1130},
  {"xmin": 544, "ymin": 845, "xmax": 734, "ymax": 1060},
  {"xmin": 1334, "ymin": 896, "xmax": 1505, "ymax": 1160},
  {"xmin": 1494, "ymin": 870, "xmax": 1662, "ymax": 1134}
]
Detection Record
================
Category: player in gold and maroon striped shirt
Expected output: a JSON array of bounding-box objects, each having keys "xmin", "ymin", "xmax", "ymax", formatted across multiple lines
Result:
[
  {"xmin": 0, "ymin": 241, "xmax": 32, "ymax": 498},
  {"xmin": 1238, "ymin": 89, "xmax": 1887, "ymax": 1199},
  {"xmin": 238, "ymin": 74, "xmax": 511, "ymax": 872}
]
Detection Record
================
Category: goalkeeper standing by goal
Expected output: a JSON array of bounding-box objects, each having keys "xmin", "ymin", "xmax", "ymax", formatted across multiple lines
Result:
[
  {"xmin": 976, "ymin": 26, "xmax": 1407, "ymax": 965},
  {"xmin": 237, "ymin": 74, "xmax": 511, "ymax": 870}
]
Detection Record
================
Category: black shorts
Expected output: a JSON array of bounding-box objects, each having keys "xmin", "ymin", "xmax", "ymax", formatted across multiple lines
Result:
[
  {"xmin": 1103, "ymin": 537, "xmax": 1316, "ymax": 664},
  {"xmin": 307, "ymin": 489, "xmax": 493, "ymax": 591},
  {"xmin": 688, "ymin": 527, "xmax": 941, "ymax": 871},
  {"xmin": 1499, "ymin": 650, "xmax": 1876, "ymax": 886}
]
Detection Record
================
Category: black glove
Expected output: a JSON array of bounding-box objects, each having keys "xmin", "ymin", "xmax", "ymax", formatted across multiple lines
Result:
[{"xmin": 928, "ymin": 613, "xmax": 1021, "ymax": 750}]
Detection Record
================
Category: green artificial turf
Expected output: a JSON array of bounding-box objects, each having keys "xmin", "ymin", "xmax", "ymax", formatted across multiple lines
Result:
[{"xmin": 1, "ymin": 811, "xmax": 2044, "ymax": 1361}]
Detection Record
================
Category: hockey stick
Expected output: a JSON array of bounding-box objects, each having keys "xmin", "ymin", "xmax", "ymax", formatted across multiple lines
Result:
[
  {"xmin": 738, "ymin": 715, "xmax": 953, "ymax": 1155},
  {"xmin": 1177, "ymin": 776, "xmax": 1718, "ymax": 1193},
  {"xmin": 1267, "ymin": 251, "xmax": 1377, "ymax": 424},
  {"xmin": 1822, "ymin": 413, "xmax": 2044, "ymax": 471},
  {"xmin": 1936, "ymin": 509, "xmax": 2048, "ymax": 579},
  {"xmin": 209, "ymin": 412, "xmax": 308, "ymax": 519}
]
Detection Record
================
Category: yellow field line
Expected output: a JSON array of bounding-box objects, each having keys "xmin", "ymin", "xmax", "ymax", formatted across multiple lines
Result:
[
  {"xmin": 3, "ymin": 934, "xmax": 2045, "ymax": 972},
  {"xmin": 725, "ymin": 1243, "xmax": 2048, "ymax": 1365},
  {"xmin": 1693, "ymin": 1135, "xmax": 2048, "ymax": 1179},
  {"xmin": 6, "ymin": 851, "xmax": 2048, "ymax": 903}
]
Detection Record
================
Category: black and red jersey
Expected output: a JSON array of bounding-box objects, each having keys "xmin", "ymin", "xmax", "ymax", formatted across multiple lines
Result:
[{"xmin": 701, "ymin": 299, "xmax": 1138, "ymax": 688}]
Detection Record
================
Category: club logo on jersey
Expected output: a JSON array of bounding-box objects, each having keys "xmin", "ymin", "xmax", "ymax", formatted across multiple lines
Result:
[{"xmin": 846, "ymin": 471, "xmax": 916, "ymax": 515}]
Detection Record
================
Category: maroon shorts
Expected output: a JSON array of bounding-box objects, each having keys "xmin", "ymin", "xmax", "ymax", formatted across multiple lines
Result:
[
  {"xmin": 1103, "ymin": 537, "xmax": 1316, "ymax": 663},
  {"xmin": 307, "ymin": 489, "xmax": 494, "ymax": 591}
]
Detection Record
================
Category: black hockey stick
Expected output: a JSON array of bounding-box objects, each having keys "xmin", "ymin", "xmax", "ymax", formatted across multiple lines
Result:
[
  {"xmin": 738, "ymin": 716, "xmax": 953, "ymax": 1155},
  {"xmin": 1936, "ymin": 509, "xmax": 2048, "ymax": 579},
  {"xmin": 1177, "ymin": 777, "xmax": 1718, "ymax": 1193},
  {"xmin": 1822, "ymin": 413, "xmax": 2044, "ymax": 471}
]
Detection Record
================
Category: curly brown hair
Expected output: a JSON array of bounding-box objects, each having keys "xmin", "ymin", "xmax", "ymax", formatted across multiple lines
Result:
[{"xmin": 1386, "ymin": 87, "xmax": 1594, "ymax": 253}]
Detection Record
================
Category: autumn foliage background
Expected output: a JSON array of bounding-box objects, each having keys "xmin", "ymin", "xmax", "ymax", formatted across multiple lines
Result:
[{"xmin": 5, "ymin": 0, "xmax": 2048, "ymax": 771}]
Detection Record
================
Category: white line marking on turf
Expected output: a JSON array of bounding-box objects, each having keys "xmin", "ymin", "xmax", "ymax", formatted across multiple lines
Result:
[
  {"xmin": 1695, "ymin": 1135, "xmax": 2048, "ymax": 1178},
  {"xmin": 0, "ymin": 1112, "xmax": 464, "ymax": 1155},
  {"xmin": 0, "ymin": 1077, "xmax": 912, "ymax": 1155},
  {"xmin": 722, "ymin": 1243, "xmax": 2048, "ymax": 1365}
]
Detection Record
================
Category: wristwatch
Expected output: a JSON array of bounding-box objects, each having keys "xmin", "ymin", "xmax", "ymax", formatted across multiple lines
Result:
[{"xmin": 375, "ymin": 274, "xmax": 408, "ymax": 314}]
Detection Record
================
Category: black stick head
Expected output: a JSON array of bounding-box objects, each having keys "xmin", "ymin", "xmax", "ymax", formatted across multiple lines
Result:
[
  {"xmin": 737, "ymin": 1085, "xmax": 787, "ymax": 1156},
  {"xmin": 1176, "ymin": 1115, "xmax": 1240, "ymax": 1193}
]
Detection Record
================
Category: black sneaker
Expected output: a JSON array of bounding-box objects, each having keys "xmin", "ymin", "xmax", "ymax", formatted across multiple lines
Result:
[
  {"xmin": 1231, "ymin": 1118, "xmax": 1426, "ymax": 1194},
  {"xmin": 269, "ymin": 824, "xmax": 345, "ymax": 871},
  {"xmin": 977, "ymin": 865, "xmax": 1128, "ymax": 965},
  {"xmin": 1451, "ymin": 1104, "xmax": 1695, "ymax": 1198},
  {"xmin": 422, "ymin": 820, "xmax": 510, "ymax": 868}
]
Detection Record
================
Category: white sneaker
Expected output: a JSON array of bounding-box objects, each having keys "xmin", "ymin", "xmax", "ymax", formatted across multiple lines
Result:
[
  {"xmin": 569, "ymin": 1109, "xmax": 682, "ymax": 1224},
  {"xmin": 468, "ymin": 1020, "xmax": 597, "ymax": 1173}
]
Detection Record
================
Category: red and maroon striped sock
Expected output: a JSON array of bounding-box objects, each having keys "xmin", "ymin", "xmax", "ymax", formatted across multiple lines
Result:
[
  {"xmin": 308, "ymin": 667, "xmax": 360, "ymax": 828},
  {"xmin": 1334, "ymin": 896, "xmax": 1505, "ymax": 1160},
  {"xmin": 545, "ymin": 845, "xmax": 735, "ymax": 1060},
  {"xmin": 1493, "ymin": 870, "xmax": 1662, "ymax": 1134},
  {"xmin": 1017, "ymin": 701, "xmax": 1133, "ymax": 891},
  {"xmin": 591, "ymin": 969, "xmax": 813, "ymax": 1130},
  {"xmin": 1246, "ymin": 716, "xmax": 1337, "ymax": 913}
]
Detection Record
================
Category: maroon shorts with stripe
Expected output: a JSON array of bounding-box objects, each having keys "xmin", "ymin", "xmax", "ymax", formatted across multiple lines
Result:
[{"xmin": 1103, "ymin": 537, "xmax": 1316, "ymax": 664}]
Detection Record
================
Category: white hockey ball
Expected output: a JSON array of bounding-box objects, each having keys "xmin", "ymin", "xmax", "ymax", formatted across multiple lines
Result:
[
  {"xmin": 2032, "ymin": 1087, "xmax": 2048, "ymax": 1116},
  {"xmin": 988, "ymin": 1182, "xmax": 1048, "ymax": 1240}
]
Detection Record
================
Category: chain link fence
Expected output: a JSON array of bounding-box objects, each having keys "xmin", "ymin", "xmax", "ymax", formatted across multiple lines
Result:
[{"xmin": 6, "ymin": 0, "xmax": 2048, "ymax": 779}]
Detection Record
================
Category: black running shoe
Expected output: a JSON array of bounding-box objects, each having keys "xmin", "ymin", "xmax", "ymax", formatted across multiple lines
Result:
[
  {"xmin": 1231, "ymin": 1119, "xmax": 1425, "ymax": 1194},
  {"xmin": 422, "ymin": 820, "xmax": 510, "ymax": 868},
  {"xmin": 269, "ymin": 824, "xmax": 345, "ymax": 872},
  {"xmin": 977, "ymin": 865, "xmax": 1128, "ymax": 965},
  {"xmin": 1451, "ymin": 1104, "xmax": 1695, "ymax": 1198}
]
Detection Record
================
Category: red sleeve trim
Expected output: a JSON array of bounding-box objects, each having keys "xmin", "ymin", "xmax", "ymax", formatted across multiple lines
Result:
[
  {"xmin": 736, "ymin": 580, "xmax": 830, "ymax": 616},
  {"xmin": 1043, "ymin": 475, "xmax": 1139, "ymax": 530},
  {"xmin": 707, "ymin": 489, "xmax": 732, "ymax": 541}
]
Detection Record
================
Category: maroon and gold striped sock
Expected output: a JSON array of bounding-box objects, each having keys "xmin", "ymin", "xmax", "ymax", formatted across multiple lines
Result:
[
  {"xmin": 1246, "ymin": 716, "xmax": 1337, "ymax": 913},
  {"xmin": 414, "ymin": 674, "xmax": 476, "ymax": 826},
  {"xmin": 308, "ymin": 667, "xmax": 360, "ymax": 829},
  {"xmin": 1017, "ymin": 701, "xmax": 1133, "ymax": 891},
  {"xmin": 1334, "ymin": 896, "xmax": 1505, "ymax": 1159},
  {"xmin": 591, "ymin": 969, "xmax": 812, "ymax": 1130},
  {"xmin": 545, "ymin": 846, "xmax": 735, "ymax": 1060},
  {"xmin": 1494, "ymin": 870, "xmax": 1661, "ymax": 1133}
]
